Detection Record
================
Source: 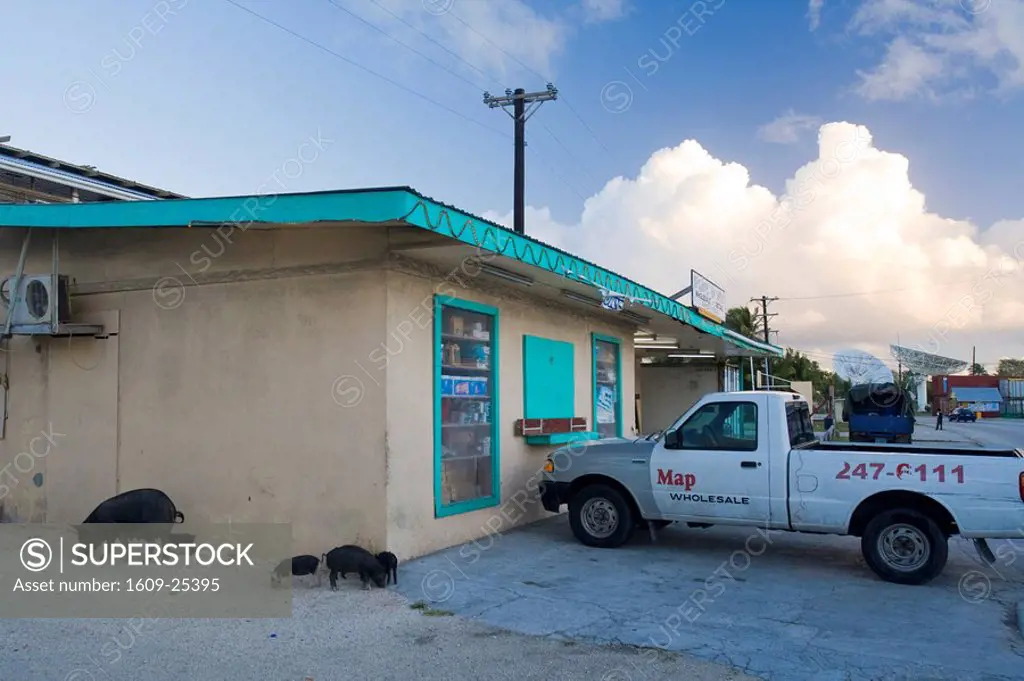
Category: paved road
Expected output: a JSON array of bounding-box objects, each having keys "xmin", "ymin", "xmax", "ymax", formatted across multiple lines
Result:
[
  {"xmin": 0, "ymin": 583, "xmax": 755, "ymax": 681},
  {"xmin": 932, "ymin": 417, "xmax": 1024, "ymax": 449},
  {"xmin": 397, "ymin": 517, "xmax": 1024, "ymax": 680},
  {"xmin": 909, "ymin": 415, "xmax": 1024, "ymax": 449}
]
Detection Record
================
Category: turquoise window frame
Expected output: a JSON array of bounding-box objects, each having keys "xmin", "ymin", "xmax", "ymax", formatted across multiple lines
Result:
[
  {"xmin": 592, "ymin": 333, "xmax": 623, "ymax": 438},
  {"xmin": 434, "ymin": 294, "xmax": 500, "ymax": 518}
]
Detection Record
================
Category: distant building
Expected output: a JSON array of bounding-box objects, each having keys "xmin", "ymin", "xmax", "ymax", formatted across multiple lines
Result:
[
  {"xmin": 0, "ymin": 142, "xmax": 183, "ymax": 203},
  {"xmin": 931, "ymin": 375, "xmax": 1002, "ymax": 417}
]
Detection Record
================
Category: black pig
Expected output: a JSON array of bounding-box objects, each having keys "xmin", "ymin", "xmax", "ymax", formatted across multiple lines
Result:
[
  {"xmin": 83, "ymin": 488, "xmax": 184, "ymax": 524},
  {"xmin": 376, "ymin": 551, "xmax": 398, "ymax": 586},
  {"xmin": 78, "ymin": 488, "xmax": 184, "ymax": 546},
  {"xmin": 271, "ymin": 554, "xmax": 322, "ymax": 588},
  {"xmin": 324, "ymin": 545, "xmax": 387, "ymax": 590}
]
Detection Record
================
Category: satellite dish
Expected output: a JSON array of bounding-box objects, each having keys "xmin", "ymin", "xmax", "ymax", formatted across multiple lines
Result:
[{"xmin": 832, "ymin": 348, "xmax": 894, "ymax": 386}]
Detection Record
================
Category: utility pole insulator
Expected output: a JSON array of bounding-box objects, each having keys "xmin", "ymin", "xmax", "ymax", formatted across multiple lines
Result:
[{"xmin": 483, "ymin": 85, "xmax": 558, "ymax": 235}]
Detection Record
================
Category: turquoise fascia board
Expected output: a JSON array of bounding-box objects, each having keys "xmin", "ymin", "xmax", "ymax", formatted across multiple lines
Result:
[
  {"xmin": 0, "ymin": 187, "xmax": 412, "ymax": 229},
  {"xmin": 0, "ymin": 186, "xmax": 782, "ymax": 358},
  {"xmin": 524, "ymin": 431, "xmax": 599, "ymax": 446},
  {"xmin": 396, "ymin": 194, "xmax": 782, "ymax": 357},
  {"xmin": 433, "ymin": 294, "xmax": 500, "ymax": 518}
]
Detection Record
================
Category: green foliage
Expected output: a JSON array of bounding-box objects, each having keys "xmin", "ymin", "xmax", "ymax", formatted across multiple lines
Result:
[
  {"xmin": 996, "ymin": 358, "xmax": 1024, "ymax": 377},
  {"xmin": 770, "ymin": 347, "xmax": 851, "ymax": 405},
  {"xmin": 723, "ymin": 306, "xmax": 849, "ymax": 401},
  {"xmin": 970, "ymin": 363, "xmax": 989, "ymax": 376},
  {"xmin": 724, "ymin": 306, "xmax": 763, "ymax": 339}
]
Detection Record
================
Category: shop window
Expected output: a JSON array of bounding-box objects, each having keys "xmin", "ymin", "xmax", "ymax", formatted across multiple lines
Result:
[
  {"xmin": 434, "ymin": 295, "xmax": 499, "ymax": 517},
  {"xmin": 593, "ymin": 334, "xmax": 622, "ymax": 438}
]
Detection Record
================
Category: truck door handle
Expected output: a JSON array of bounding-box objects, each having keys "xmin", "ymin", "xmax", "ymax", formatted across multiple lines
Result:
[{"xmin": 741, "ymin": 461, "xmax": 761, "ymax": 468}]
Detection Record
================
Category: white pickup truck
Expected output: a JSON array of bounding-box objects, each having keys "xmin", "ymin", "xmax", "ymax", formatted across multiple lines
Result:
[{"xmin": 539, "ymin": 391, "xmax": 1024, "ymax": 585}]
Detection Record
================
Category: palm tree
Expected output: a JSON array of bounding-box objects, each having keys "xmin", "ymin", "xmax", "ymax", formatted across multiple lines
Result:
[{"xmin": 725, "ymin": 306, "xmax": 763, "ymax": 339}]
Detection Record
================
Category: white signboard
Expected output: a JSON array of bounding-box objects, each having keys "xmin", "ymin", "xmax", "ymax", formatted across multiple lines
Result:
[{"xmin": 691, "ymin": 270, "xmax": 726, "ymax": 324}]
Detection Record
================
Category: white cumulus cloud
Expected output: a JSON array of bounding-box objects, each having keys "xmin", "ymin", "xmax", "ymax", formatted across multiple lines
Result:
[{"xmin": 484, "ymin": 122, "xmax": 1024, "ymax": 370}]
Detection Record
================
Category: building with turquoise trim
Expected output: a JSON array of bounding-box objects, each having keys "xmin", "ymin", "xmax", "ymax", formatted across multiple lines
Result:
[{"xmin": 0, "ymin": 186, "xmax": 781, "ymax": 559}]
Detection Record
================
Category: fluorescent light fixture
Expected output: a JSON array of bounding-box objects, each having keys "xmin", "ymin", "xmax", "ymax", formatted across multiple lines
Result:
[
  {"xmin": 668, "ymin": 354, "xmax": 717, "ymax": 359},
  {"xmin": 479, "ymin": 263, "xmax": 534, "ymax": 286},
  {"xmin": 561, "ymin": 289, "xmax": 602, "ymax": 307},
  {"xmin": 636, "ymin": 344, "xmax": 680, "ymax": 351},
  {"xmin": 621, "ymin": 310, "xmax": 651, "ymax": 325}
]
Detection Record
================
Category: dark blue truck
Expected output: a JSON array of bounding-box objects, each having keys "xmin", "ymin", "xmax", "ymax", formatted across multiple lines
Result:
[{"xmin": 841, "ymin": 382, "xmax": 915, "ymax": 444}]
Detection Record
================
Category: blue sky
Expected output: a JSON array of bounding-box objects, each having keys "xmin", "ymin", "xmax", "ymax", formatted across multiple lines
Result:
[
  {"xmin": 2, "ymin": 0, "xmax": 1020, "ymax": 226},
  {"xmin": 3, "ymin": 0, "xmax": 1023, "ymax": 366}
]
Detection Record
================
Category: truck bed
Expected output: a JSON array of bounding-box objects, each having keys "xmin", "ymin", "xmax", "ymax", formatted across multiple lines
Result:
[{"xmin": 801, "ymin": 440, "xmax": 1023, "ymax": 458}]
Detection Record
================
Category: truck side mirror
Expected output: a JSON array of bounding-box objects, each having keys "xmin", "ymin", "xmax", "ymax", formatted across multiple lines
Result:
[{"xmin": 664, "ymin": 429, "xmax": 682, "ymax": 449}]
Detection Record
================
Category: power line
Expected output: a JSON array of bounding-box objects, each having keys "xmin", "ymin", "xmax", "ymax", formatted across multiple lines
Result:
[
  {"xmin": 221, "ymin": 0, "xmax": 508, "ymax": 139},
  {"xmin": 775, "ymin": 276, "xmax": 998, "ymax": 301},
  {"xmin": 365, "ymin": 0, "xmax": 492, "ymax": 83},
  {"xmin": 333, "ymin": 0, "xmax": 591, "ymax": 200},
  {"xmin": 326, "ymin": 0, "xmax": 486, "ymax": 92},
  {"xmin": 443, "ymin": 6, "xmax": 618, "ymax": 163},
  {"xmin": 359, "ymin": 0, "xmax": 602, "ymax": 191}
]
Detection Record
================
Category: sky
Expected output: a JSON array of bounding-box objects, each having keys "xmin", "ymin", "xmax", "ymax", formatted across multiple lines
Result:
[{"xmin": 2, "ymin": 0, "xmax": 1024, "ymax": 375}]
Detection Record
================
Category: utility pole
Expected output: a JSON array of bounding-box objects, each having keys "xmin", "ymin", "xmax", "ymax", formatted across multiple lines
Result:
[
  {"xmin": 751, "ymin": 296, "xmax": 779, "ymax": 388},
  {"xmin": 483, "ymin": 84, "xmax": 558, "ymax": 235},
  {"xmin": 972, "ymin": 346, "xmax": 976, "ymax": 375}
]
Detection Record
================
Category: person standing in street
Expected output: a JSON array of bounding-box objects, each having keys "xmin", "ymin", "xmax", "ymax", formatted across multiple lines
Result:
[
  {"xmin": 823, "ymin": 412, "xmax": 835, "ymax": 441},
  {"xmin": 936, "ymin": 408, "xmax": 944, "ymax": 431}
]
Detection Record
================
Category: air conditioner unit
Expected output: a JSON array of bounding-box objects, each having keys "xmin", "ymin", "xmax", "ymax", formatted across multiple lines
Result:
[{"xmin": 0, "ymin": 273, "xmax": 100, "ymax": 336}]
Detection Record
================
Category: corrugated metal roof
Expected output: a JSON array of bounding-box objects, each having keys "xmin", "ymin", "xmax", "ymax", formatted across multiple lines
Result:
[
  {"xmin": 950, "ymin": 387, "xmax": 1003, "ymax": 403},
  {"xmin": 0, "ymin": 144, "xmax": 185, "ymax": 200}
]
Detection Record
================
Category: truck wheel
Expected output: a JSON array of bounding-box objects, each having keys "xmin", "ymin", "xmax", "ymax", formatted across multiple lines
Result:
[
  {"xmin": 861, "ymin": 508, "xmax": 948, "ymax": 585},
  {"xmin": 568, "ymin": 484, "xmax": 635, "ymax": 548}
]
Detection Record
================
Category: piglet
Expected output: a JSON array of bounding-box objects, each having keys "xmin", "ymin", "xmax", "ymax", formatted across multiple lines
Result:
[
  {"xmin": 376, "ymin": 551, "xmax": 398, "ymax": 586},
  {"xmin": 324, "ymin": 545, "xmax": 387, "ymax": 590},
  {"xmin": 271, "ymin": 554, "xmax": 322, "ymax": 588}
]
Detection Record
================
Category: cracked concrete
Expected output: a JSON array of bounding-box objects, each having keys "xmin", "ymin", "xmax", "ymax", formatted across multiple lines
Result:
[{"xmin": 398, "ymin": 419, "xmax": 1024, "ymax": 681}]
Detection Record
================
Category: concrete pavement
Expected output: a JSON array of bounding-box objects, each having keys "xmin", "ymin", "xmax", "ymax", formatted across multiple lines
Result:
[
  {"xmin": 397, "ymin": 516, "xmax": 1024, "ymax": 681},
  {"xmin": 0, "ymin": 583, "xmax": 757, "ymax": 681}
]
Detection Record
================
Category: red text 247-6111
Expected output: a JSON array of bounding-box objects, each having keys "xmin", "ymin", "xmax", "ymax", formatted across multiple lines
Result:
[{"xmin": 835, "ymin": 462, "xmax": 965, "ymax": 484}]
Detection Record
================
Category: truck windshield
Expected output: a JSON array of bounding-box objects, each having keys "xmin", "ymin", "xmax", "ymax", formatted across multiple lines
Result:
[{"xmin": 786, "ymin": 401, "xmax": 817, "ymax": 446}]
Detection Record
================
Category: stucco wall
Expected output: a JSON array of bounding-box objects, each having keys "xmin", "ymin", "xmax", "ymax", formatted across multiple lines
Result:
[
  {"xmin": 382, "ymin": 265, "xmax": 636, "ymax": 561},
  {"xmin": 0, "ymin": 226, "xmax": 390, "ymax": 556},
  {"xmin": 636, "ymin": 363, "xmax": 721, "ymax": 433},
  {"xmin": 0, "ymin": 224, "xmax": 645, "ymax": 563}
]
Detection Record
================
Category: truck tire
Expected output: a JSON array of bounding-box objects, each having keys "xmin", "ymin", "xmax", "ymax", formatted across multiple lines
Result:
[
  {"xmin": 861, "ymin": 508, "xmax": 948, "ymax": 585},
  {"xmin": 568, "ymin": 484, "xmax": 635, "ymax": 548}
]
